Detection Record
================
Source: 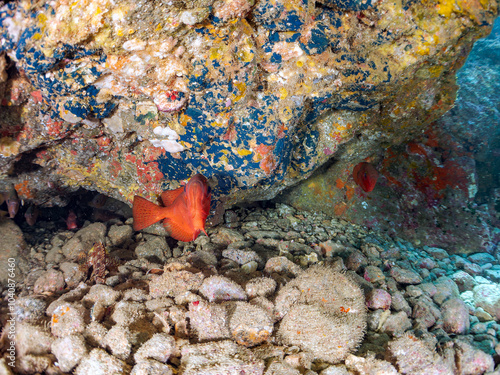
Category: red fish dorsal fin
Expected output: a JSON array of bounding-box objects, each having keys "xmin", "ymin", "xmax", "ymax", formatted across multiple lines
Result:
[
  {"xmin": 132, "ymin": 196, "xmax": 168, "ymax": 231},
  {"xmin": 160, "ymin": 186, "xmax": 184, "ymax": 206},
  {"xmin": 163, "ymin": 217, "xmax": 196, "ymax": 242}
]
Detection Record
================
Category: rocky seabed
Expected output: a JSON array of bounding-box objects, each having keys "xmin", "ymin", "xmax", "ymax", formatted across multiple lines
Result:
[{"xmin": 1, "ymin": 203, "xmax": 500, "ymax": 375}]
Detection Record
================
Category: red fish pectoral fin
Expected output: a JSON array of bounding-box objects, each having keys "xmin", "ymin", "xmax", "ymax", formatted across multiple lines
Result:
[
  {"xmin": 160, "ymin": 186, "xmax": 184, "ymax": 206},
  {"xmin": 163, "ymin": 217, "xmax": 197, "ymax": 242},
  {"xmin": 132, "ymin": 196, "xmax": 167, "ymax": 231}
]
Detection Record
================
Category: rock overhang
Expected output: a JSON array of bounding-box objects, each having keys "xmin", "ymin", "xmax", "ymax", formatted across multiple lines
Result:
[{"xmin": 0, "ymin": 0, "xmax": 497, "ymax": 212}]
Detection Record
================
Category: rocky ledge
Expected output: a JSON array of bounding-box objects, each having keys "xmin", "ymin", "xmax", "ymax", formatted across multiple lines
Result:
[{"xmin": 0, "ymin": 0, "xmax": 498, "ymax": 210}]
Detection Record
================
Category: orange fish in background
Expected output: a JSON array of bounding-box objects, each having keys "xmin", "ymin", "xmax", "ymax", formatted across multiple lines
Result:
[
  {"xmin": 5, "ymin": 184, "xmax": 20, "ymax": 218},
  {"xmin": 132, "ymin": 174, "xmax": 211, "ymax": 242},
  {"xmin": 24, "ymin": 205, "xmax": 39, "ymax": 226},
  {"xmin": 353, "ymin": 162, "xmax": 379, "ymax": 192},
  {"xmin": 66, "ymin": 210, "xmax": 79, "ymax": 230}
]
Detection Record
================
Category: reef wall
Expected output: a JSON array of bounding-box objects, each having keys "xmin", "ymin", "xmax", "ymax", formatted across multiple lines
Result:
[
  {"xmin": 0, "ymin": 0, "xmax": 498, "ymax": 211},
  {"xmin": 279, "ymin": 18, "xmax": 500, "ymax": 254}
]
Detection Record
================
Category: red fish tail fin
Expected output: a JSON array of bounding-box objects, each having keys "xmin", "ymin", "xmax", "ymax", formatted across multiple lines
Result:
[
  {"xmin": 163, "ymin": 218, "xmax": 196, "ymax": 242},
  {"xmin": 133, "ymin": 196, "xmax": 167, "ymax": 231}
]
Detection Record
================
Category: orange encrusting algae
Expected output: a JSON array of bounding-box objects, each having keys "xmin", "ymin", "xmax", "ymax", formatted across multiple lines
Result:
[{"xmin": 132, "ymin": 174, "xmax": 211, "ymax": 242}]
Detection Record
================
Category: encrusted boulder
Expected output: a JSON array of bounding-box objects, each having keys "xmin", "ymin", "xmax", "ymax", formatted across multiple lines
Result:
[
  {"xmin": 280, "ymin": 19, "xmax": 500, "ymax": 253},
  {"xmin": 0, "ymin": 0, "xmax": 497, "ymax": 214}
]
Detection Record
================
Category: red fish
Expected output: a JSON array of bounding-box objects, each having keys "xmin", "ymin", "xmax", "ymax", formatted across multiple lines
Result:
[
  {"xmin": 132, "ymin": 174, "xmax": 211, "ymax": 242},
  {"xmin": 5, "ymin": 184, "xmax": 20, "ymax": 218},
  {"xmin": 66, "ymin": 210, "xmax": 79, "ymax": 230},
  {"xmin": 25, "ymin": 205, "xmax": 39, "ymax": 226},
  {"xmin": 353, "ymin": 162, "xmax": 379, "ymax": 192}
]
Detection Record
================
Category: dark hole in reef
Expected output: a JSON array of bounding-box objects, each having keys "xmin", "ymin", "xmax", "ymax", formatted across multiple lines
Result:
[
  {"xmin": 4, "ymin": 53, "xmax": 19, "ymax": 79},
  {"xmin": 11, "ymin": 152, "xmax": 42, "ymax": 174}
]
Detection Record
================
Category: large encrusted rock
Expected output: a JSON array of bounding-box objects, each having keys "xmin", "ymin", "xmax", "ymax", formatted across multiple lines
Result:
[
  {"xmin": 0, "ymin": 0, "xmax": 497, "ymax": 212},
  {"xmin": 279, "ymin": 19, "xmax": 500, "ymax": 254}
]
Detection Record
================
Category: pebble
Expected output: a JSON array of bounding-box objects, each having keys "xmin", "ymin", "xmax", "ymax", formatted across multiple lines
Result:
[
  {"xmin": 364, "ymin": 265, "xmax": 385, "ymax": 283},
  {"xmin": 33, "ymin": 269, "xmax": 65, "ymax": 294},
  {"xmin": 475, "ymin": 307, "xmax": 494, "ymax": 322},
  {"xmin": 110, "ymin": 301, "xmax": 146, "ymax": 326},
  {"xmin": 451, "ymin": 270, "xmax": 477, "ymax": 292},
  {"xmin": 108, "ymin": 224, "xmax": 133, "ymax": 246},
  {"xmin": 264, "ymin": 256, "xmax": 302, "ymax": 277},
  {"xmin": 135, "ymin": 235, "xmax": 170, "ymax": 263},
  {"xmin": 416, "ymin": 257, "xmax": 437, "ymax": 269},
  {"xmin": 84, "ymin": 284, "xmax": 121, "ymax": 306},
  {"xmin": 265, "ymin": 361, "xmax": 302, "ymax": 374},
  {"xmin": 441, "ymin": 298, "xmax": 470, "ymax": 334},
  {"xmin": 131, "ymin": 359, "xmax": 173, "ymax": 375},
  {"xmin": 51, "ymin": 334, "xmax": 88, "ymax": 372},
  {"xmin": 484, "ymin": 269, "xmax": 500, "ymax": 282},
  {"xmin": 0, "ymin": 219, "xmax": 29, "ymax": 284},
  {"xmin": 464, "ymin": 262, "xmax": 483, "ymax": 275},
  {"xmin": 423, "ymin": 247, "xmax": 449, "ymax": 260},
  {"xmin": 84, "ymin": 321, "xmax": 108, "ymax": 348},
  {"xmin": 180, "ymin": 341, "xmax": 265, "ymax": 374},
  {"xmin": 245, "ymin": 277, "xmax": 277, "ymax": 298},
  {"xmin": 211, "ymin": 227, "xmax": 245, "ymax": 245},
  {"xmin": 50, "ymin": 303, "xmax": 87, "ymax": 337},
  {"xmin": 45, "ymin": 246, "xmax": 64, "ymax": 264},
  {"xmin": 471, "ymin": 322, "xmax": 488, "ymax": 334},
  {"xmin": 149, "ymin": 270, "xmax": 204, "ymax": 298},
  {"xmin": 13, "ymin": 297, "xmax": 47, "ymax": 322},
  {"xmin": 199, "ymin": 275, "xmax": 247, "ymax": 302},
  {"xmin": 16, "ymin": 354, "xmax": 52, "ymax": 374},
  {"xmin": 345, "ymin": 354, "xmax": 399, "ymax": 375},
  {"xmin": 318, "ymin": 240, "xmax": 345, "ymax": 257},
  {"xmin": 380, "ymin": 311, "xmax": 412, "ymax": 336},
  {"xmin": 60, "ymin": 262, "xmax": 86, "ymax": 288},
  {"xmin": 432, "ymin": 277, "xmax": 460, "ymax": 305},
  {"xmin": 455, "ymin": 340, "xmax": 494, "ymax": 375},
  {"xmin": 241, "ymin": 260, "xmax": 258, "ymax": 273},
  {"xmin": 418, "ymin": 282, "xmax": 437, "ymax": 297},
  {"xmin": 411, "ymin": 295, "xmax": 441, "ymax": 329},
  {"xmin": 430, "ymin": 268, "xmax": 447, "ymax": 278},
  {"xmin": 222, "ymin": 248, "xmax": 262, "ymax": 265},
  {"xmin": 474, "ymin": 284, "xmax": 500, "ymax": 321},
  {"xmin": 246, "ymin": 230, "xmax": 282, "ymax": 240},
  {"xmin": 62, "ymin": 222, "xmax": 107, "ymax": 260},
  {"xmin": 15, "ymin": 322, "xmax": 53, "ymax": 357},
  {"xmin": 388, "ymin": 334, "xmax": 451, "ymax": 373},
  {"xmin": 390, "ymin": 267, "xmax": 422, "ymax": 284},
  {"xmin": 186, "ymin": 250, "xmax": 217, "ymax": 268},
  {"xmin": 75, "ymin": 348, "xmax": 131, "ymax": 375},
  {"xmin": 188, "ymin": 300, "xmax": 230, "ymax": 341},
  {"xmin": 104, "ymin": 325, "xmax": 133, "ymax": 360},
  {"xmin": 468, "ymin": 252, "xmax": 496, "ymax": 265},
  {"xmin": 366, "ymin": 289, "xmax": 392, "ymax": 310},
  {"xmin": 0, "ymin": 358, "xmax": 13, "ymax": 375},
  {"xmin": 229, "ymin": 301, "xmax": 273, "ymax": 347},
  {"xmin": 345, "ymin": 249, "xmax": 368, "ymax": 272}
]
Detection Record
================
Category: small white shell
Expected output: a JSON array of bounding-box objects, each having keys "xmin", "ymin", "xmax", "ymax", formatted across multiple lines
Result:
[
  {"xmin": 123, "ymin": 38, "xmax": 147, "ymax": 51},
  {"xmin": 150, "ymin": 139, "xmax": 185, "ymax": 153}
]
